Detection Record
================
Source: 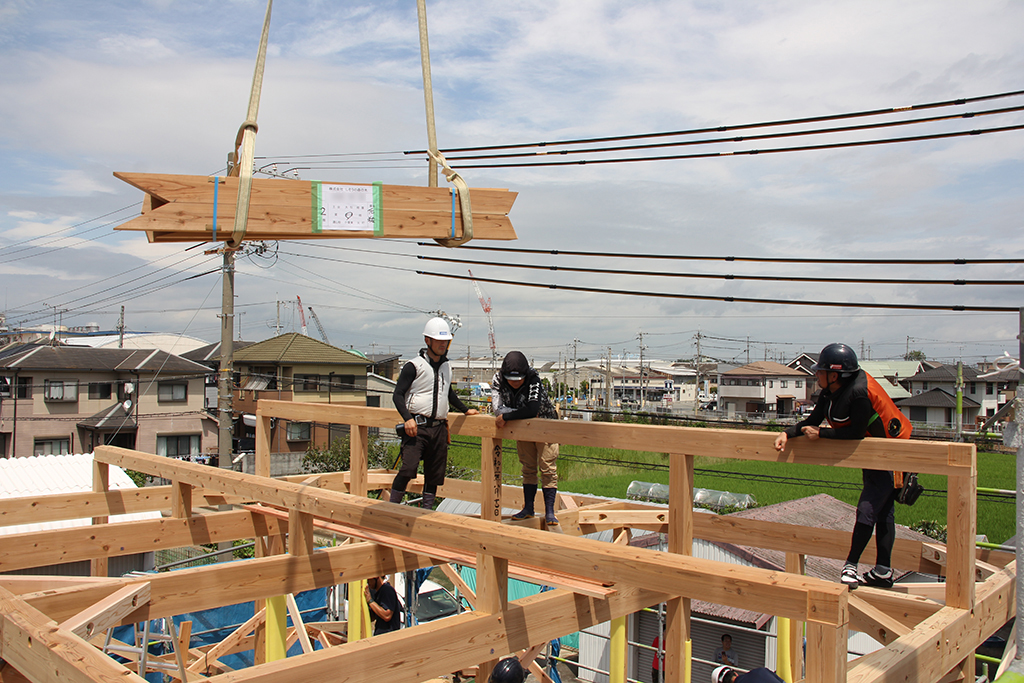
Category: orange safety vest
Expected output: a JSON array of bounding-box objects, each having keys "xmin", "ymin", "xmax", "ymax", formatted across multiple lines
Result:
[{"xmin": 864, "ymin": 373, "xmax": 912, "ymax": 439}]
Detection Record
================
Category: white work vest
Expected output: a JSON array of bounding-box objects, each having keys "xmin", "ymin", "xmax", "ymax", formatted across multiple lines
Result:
[{"xmin": 405, "ymin": 354, "xmax": 452, "ymax": 420}]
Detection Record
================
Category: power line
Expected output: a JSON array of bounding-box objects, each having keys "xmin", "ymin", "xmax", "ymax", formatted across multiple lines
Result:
[
  {"xmin": 405, "ymin": 88, "xmax": 1024, "ymax": 154},
  {"xmin": 442, "ymin": 123, "xmax": 1024, "ymax": 169},
  {"xmin": 416, "ymin": 254, "xmax": 1024, "ymax": 287},
  {"xmin": 418, "ymin": 242, "xmax": 1024, "ymax": 266},
  {"xmin": 435, "ymin": 103, "xmax": 1024, "ymax": 163},
  {"xmin": 416, "ymin": 269, "xmax": 1020, "ymax": 313}
]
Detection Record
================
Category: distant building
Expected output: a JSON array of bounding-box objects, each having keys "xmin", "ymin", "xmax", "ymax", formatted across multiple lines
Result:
[{"xmin": 718, "ymin": 361, "xmax": 809, "ymax": 416}]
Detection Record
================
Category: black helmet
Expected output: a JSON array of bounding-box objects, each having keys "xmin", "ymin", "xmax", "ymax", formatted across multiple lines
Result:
[
  {"xmin": 501, "ymin": 350, "xmax": 530, "ymax": 382},
  {"xmin": 811, "ymin": 343, "xmax": 859, "ymax": 376},
  {"xmin": 489, "ymin": 657, "xmax": 526, "ymax": 683}
]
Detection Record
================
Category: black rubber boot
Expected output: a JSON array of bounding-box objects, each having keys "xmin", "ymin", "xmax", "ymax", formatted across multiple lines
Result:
[
  {"xmin": 421, "ymin": 492, "xmax": 436, "ymax": 510},
  {"xmin": 389, "ymin": 488, "xmax": 405, "ymax": 504},
  {"xmin": 542, "ymin": 488, "xmax": 559, "ymax": 526},
  {"xmin": 513, "ymin": 483, "xmax": 537, "ymax": 519}
]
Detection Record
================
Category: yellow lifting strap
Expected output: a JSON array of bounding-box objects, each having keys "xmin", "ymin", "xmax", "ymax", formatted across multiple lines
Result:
[{"xmin": 418, "ymin": 0, "xmax": 474, "ymax": 248}]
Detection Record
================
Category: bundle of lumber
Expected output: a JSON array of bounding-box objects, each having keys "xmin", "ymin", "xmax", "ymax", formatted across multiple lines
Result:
[{"xmin": 113, "ymin": 172, "xmax": 517, "ymax": 243}]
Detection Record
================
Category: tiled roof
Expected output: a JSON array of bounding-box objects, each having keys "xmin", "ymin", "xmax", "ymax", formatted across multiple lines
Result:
[
  {"xmin": 896, "ymin": 387, "xmax": 980, "ymax": 408},
  {"xmin": 181, "ymin": 340, "xmax": 256, "ymax": 363},
  {"xmin": 233, "ymin": 333, "xmax": 370, "ymax": 365},
  {"xmin": 77, "ymin": 403, "xmax": 137, "ymax": 430},
  {"xmin": 0, "ymin": 345, "xmax": 211, "ymax": 375},
  {"xmin": 723, "ymin": 361, "xmax": 806, "ymax": 377},
  {"xmin": 910, "ymin": 364, "xmax": 979, "ymax": 382},
  {"xmin": 723, "ymin": 494, "xmax": 932, "ymax": 584},
  {"xmin": 0, "ymin": 453, "xmax": 161, "ymax": 536}
]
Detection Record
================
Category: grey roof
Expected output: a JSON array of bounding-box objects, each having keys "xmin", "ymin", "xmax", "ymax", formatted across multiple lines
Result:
[
  {"xmin": 0, "ymin": 345, "xmax": 212, "ymax": 375},
  {"xmin": 723, "ymin": 361, "xmax": 806, "ymax": 377},
  {"xmin": 181, "ymin": 341, "xmax": 256, "ymax": 364},
  {"xmin": 78, "ymin": 403, "xmax": 137, "ymax": 431},
  {"xmin": 233, "ymin": 333, "xmax": 369, "ymax": 366},
  {"xmin": 896, "ymin": 387, "xmax": 980, "ymax": 408},
  {"xmin": 724, "ymin": 493, "xmax": 932, "ymax": 584},
  {"xmin": 910, "ymin": 364, "xmax": 979, "ymax": 382}
]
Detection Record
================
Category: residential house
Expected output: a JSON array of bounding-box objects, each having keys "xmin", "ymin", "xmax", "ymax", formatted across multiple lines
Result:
[
  {"xmin": 896, "ymin": 363, "xmax": 1016, "ymax": 427},
  {"xmin": 581, "ymin": 359, "xmax": 697, "ymax": 409},
  {"xmin": 0, "ymin": 343, "xmax": 216, "ymax": 459},
  {"xmin": 229, "ymin": 333, "xmax": 371, "ymax": 455},
  {"xmin": 718, "ymin": 361, "xmax": 809, "ymax": 416}
]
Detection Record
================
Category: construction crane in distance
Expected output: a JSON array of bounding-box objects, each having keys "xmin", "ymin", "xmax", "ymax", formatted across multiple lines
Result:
[
  {"xmin": 296, "ymin": 295, "xmax": 308, "ymax": 336},
  {"xmin": 308, "ymin": 306, "xmax": 330, "ymax": 345},
  {"xmin": 468, "ymin": 270, "xmax": 498, "ymax": 369}
]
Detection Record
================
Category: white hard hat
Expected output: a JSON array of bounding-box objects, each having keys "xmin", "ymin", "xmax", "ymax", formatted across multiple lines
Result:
[
  {"xmin": 712, "ymin": 666, "xmax": 735, "ymax": 683},
  {"xmin": 423, "ymin": 317, "xmax": 453, "ymax": 341}
]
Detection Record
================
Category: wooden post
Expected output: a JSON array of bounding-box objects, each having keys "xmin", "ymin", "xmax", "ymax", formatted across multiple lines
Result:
[
  {"xmin": 350, "ymin": 425, "xmax": 368, "ymax": 498},
  {"xmin": 255, "ymin": 408, "xmax": 272, "ymax": 478},
  {"xmin": 945, "ymin": 443, "xmax": 977, "ymax": 680},
  {"xmin": 785, "ymin": 552, "xmax": 806, "ymax": 680},
  {"xmin": 172, "ymin": 479, "xmax": 193, "ymax": 519},
  {"xmin": 806, "ymin": 620, "xmax": 848, "ymax": 683},
  {"xmin": 90, "ymin": 458, "xmax": 109, "ymax": 577},
  {"xmin": 475, "ymin": 549, "xmax": 509, "ymax": 683},
  {"xmin": 480, "ymin": 436, "xmax": 503, "ymax": 522},
  {"xmin": 665, "ymin": 454, "xmax": 694, "ymax": 683}
]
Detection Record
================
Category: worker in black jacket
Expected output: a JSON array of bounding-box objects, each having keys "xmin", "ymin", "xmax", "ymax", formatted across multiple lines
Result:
[{"xmin": 773, "ymin": 343, "xmax": 900, "ymax": 588}]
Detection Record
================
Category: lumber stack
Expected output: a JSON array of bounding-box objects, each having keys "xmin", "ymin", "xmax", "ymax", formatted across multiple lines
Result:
[{"xmin": 113, "ymin": 172, "xmax": 517, "ymax": 243}]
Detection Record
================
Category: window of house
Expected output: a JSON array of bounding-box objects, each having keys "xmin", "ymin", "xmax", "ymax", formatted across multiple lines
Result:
[
  {"xmin": 15, "ymin": 376, "xmax": 32, "ymax": 399},
  {"xmin": 922, "ymin": 382, "xmax": 928, "ymax": 391},
  {"xmin": 44, "ymin": 379, "xmax": 78, "ymax": 402},
  {"xmin": 795, "ymin": 380, "xmax": 803, "ymax": 388},
  {"xmin": 295, "ymin": 374, "xmax": 320, "ymax": 391},
  {"xmin": 780, "ymin": 380, "xmax": 788, "ymax": 388},
  {"xmin": 287, "ymin": 421, "xmax": 311, "ymax": 441},
  {"xmin": 768, "ymin": 380, "xmax": 774, "ymax": 388},
  {"xmin": 255, "ymin": 367, "xmax": 277, "ymax": 390},
  {"xmin": 987, "ymin": 383, "xmax": 994, "ymax": 395},
  {"xmin": 88, "ymin": 382, "xmax": 113, "ymax": 400},
  {"xmin": 157, "ymin": 434, "xmax": 200, "ymax": 458},
  {"xmin": 34, "ymin": 438, "xmax": 70, "ymax": 456},
  {"xmin": 158, "ymin": 382, "xmax": 187, "ymax": 402},
  {"xmin": 333, "ymin": 374, "xmax": 356, "ymax": 391},
  {"xmin": 969, "ymin": 382, "xmax": 977, "ymax": 394}
]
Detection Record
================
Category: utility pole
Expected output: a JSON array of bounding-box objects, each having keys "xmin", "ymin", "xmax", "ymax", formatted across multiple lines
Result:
[
  {"xmin": 117, "ymin": 306, "xmax": 125, "ymax": 349},
  {"xmin": 606, "ymin": 347, "xmax": 612, "ymax": 409},
  {"xmin": 572, "ymin": 338, "xmax": 579, "ymax": 401},
  {"xmin": 694, "ymin": 331, "xmax": 702, "ymax": 413},
  {"xmin": 217, "ymin": 225, "xmax": 236, "ymax": 471},
  {"xmin": 637, "ymin": 331, "xmax": 647, "ymax": 410}
]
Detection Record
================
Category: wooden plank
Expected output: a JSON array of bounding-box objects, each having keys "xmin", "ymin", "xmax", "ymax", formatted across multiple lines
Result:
[
  {"xmin": 94, "ymin": 446, "xmax": 847, "ymax": 625},
  {"xmin": 189, "ymin": 608, "xmax": 266, "ymax": 673},
  {"xmin": 256, "ymin": 409, "xmax": 272, "ymax": 478},
  {"xmin": 577, "ymin": 510, "xmax": 668, "ymax": 526},
  {"xmin": 0, "ymin": 585, "xmax": 147, "ymax": 683},
  {"xmin": 286, "ymin": 594, "xmax": 314, "ymax": 655},
  {"xmin": 847, "ymin": 593, "xmax": 910, "ymax": 645},
  {"xmin": 253, "ymin": 401, "xmax": 970, "ymax": 475},
  {"xmin": 945, "ymin": 468, "xmax": 977, "ymax": 609},
  {"xmin": 0, "ymin": 576, "xmax": 121, "ymax": 595},
  {"xmin": 0, "ymin": 509, "xmax": 286, "ymax": 572},
  {"xmin": 856, "ymin": 586, "xmax": 944, "ymax": 625},
  {"xmin": 58, "ymin": 582, "xmax": 151, "ymax": 639},
  {"xmin": 0, "ymin": 488, "xmax": 173, "ymax": 529},
  {"xmin": 289, "ymin": 510, "xmax": 315, "ymax": 557},
  {"xmin": 199, "ymin": 584, "xmax": 672, "ymax": 683},
  {"xmin": 349, "ymin": 426, "xmax": 368, "ymax": 499},
  {"xmin": 665, "ymin": 454, "xmax": 693, "ymax": 683},
  {"xmin": 480, "ymin": 437, "xmax": 503, "ymax": 522},
  {"xmin": 173, "ymin": 479, "xmax": 193, "ymax": 519}
]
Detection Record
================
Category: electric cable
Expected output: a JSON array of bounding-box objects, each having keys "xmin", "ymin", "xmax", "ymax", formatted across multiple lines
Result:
[
  {"xmin": 406, "ymin": 88, "xmax": 1024, "ymax": 154},
  {"xmin": 0, "ymin": 202, "xmax": 140, "ymax": 253},
  {"xmin": 416, "ymin": 253, "xmax": 1024, "ymax": 287},
  {"xmin": 416, "ymin": 269, "xmax": 1021, "ymax": 313},
  {"xmin": 436, "ymin": 103, "xmax": 1024, "ymax": 162},
  {"xmin": 443, "ymin": 123, "xmax": 1024, "ymax": 169},
  {"xmin": 418, "ymin": 242, "xmax": 1024, "ymax": 266}
]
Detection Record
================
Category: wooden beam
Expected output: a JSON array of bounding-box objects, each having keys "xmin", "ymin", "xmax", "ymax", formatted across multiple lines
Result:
[
  {"xmin": 665, "ymin": 453, "xmax": 693, "ymax": 683},
  {"xmin": 847, "ymin": 593, "xmax": 910, "ymax": 645},
  {"xmin": 58, "ymin": 582, "xmax": 151, "ymax": 640},
  {"xmin": 577, "ymin": 510, "xmax": 668, "ymax": 526},
  {"xmin": 25, "ymin": 542, "xmax": 433, "ymax": 625},
  {"xmin": 96, "ymin": 446, "xmax": 847, "ymax": 625},
  {"xmin": 188, "ymin": 608, "xmax": 266, "ymax": 673},
  {"xmin": 349, "ymin": 426, "xmax": 368, "ymax": 498},
  {"xmin": 91, "ymin": 459, "xmax": 109, "ymax": 578},
  {"xmin": 112, "ymin": 173, "xmax": 518, "ymax": 243},
  {"xmin": 0, "ymin": 509, "xmax": 287, "ymax": 572},
  {"xmin": 0, "ymin": 585, "xmax": 147, "ymax": 683},
  {"xmin": 286, "ymin": 594, "xmax": 314, "ymax": 655},
  {"xmin": 252, "ymin": 401, "xmax": 971, "ymax": 475},
  {"xmin": 847, "ymin": 562, "xmax": 1015, "ymax": 683},
  {"xmin": 480, "ymin": 437, "xmax": 503, "ymax": 523},
  {"xmin": 437, "ymin": 564, "xmax": 476, "ymax": 609},
  {"xmin": 173, "ymin": 479, "xmax": 194, "ymax": 519}
]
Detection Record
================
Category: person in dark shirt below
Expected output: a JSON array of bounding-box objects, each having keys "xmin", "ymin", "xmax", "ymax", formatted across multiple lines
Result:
[
  {"xmin": 364, "ymin": 575, "xmax": 401, "ymax": 635},
  {"xmin": 712, "ymin": 665, "xmax": 784, "ymax": 683},
  {"xmin": 774, "ymin": 343, "xmax": 909, "ymax": 589}
]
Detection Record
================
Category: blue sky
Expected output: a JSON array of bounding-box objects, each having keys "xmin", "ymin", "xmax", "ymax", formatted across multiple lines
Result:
[{"xmin": 1, "ymin": 0, "xmax": 1023, "ymax": 365}]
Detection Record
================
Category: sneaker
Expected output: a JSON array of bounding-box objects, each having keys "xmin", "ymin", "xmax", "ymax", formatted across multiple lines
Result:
[
  {"xmin": 840, "ymin": 564, "xmax": 859, "ymax": 588},
  {"xmin": 860, "ymin": 568, "xmax": 894, "ymax": 589}
]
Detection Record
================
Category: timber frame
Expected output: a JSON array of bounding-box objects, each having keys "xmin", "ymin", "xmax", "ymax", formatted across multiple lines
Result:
[{"xmin": 0, "ymin": 400, "xmax": 1014, "ymax": 683}]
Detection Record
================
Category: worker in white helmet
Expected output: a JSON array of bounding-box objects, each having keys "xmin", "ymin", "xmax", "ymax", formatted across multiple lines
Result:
[{"xmin": 389, "ymin": 317, "xmax": 478, "ymax": 509}]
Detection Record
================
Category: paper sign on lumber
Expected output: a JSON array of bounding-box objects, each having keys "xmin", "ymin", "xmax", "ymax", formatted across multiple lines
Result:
[{"xmin": 113, "ymin": 172, "xmax": 517, "ymax": 243}]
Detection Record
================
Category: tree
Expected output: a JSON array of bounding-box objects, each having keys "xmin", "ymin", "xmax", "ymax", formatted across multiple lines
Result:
[
  {"xmin": 303, "ymin": 432, "xmax": 395, "ymax": 474},
  {"xmin": 904, "ymin": 350, "xmax": 927, "ymax": 361}
]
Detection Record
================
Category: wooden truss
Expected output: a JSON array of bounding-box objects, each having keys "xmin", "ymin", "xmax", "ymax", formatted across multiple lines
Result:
[{"xmin": 0, "ymin": 401, "xmax": 1013, "ymax": 683}]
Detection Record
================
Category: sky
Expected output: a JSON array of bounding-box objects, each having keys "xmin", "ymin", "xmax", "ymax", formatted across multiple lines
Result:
[{"xmin": 1, "ymin": 0, "xmax": 1023, "ymax": 366}]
